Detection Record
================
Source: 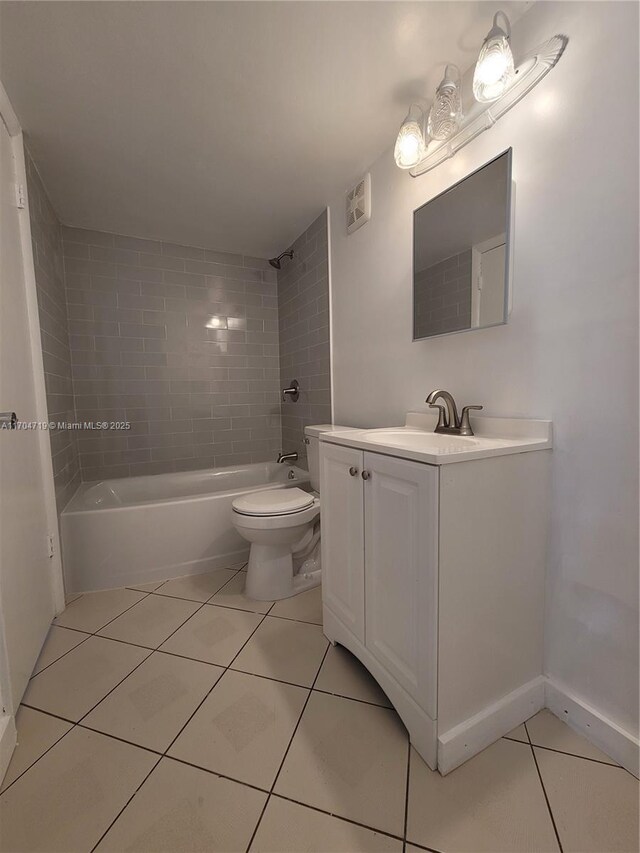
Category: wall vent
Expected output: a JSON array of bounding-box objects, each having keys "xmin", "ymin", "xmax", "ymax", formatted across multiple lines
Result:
[{"xmin": 346, "ymin": 173, "xmax": 371, "ymax": 234}]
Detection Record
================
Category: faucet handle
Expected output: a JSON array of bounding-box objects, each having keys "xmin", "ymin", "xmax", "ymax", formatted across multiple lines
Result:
[
  {"xmin": 459, "ymin": 405, "xmax": 483, "ymax": 435},
  {"xmin": 428, "ymin": 402, "xmax": 449, "ymax": 430}
]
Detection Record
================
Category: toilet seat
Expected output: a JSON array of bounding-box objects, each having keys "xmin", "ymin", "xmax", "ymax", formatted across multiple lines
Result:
[{"xmin": 232, "ymin": 487, "xmax": 314, "ymax": 517}]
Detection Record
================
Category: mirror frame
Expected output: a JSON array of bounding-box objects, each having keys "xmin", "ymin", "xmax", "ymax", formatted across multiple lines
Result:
[{"xmin": 412, "ymin": 148, "xmax": 513, "ymax": 342}]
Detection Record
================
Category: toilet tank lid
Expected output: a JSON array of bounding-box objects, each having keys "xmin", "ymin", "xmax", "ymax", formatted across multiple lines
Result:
[{"xmin": 304, "ymin": 424, "xmax": 349, "ymax": 437}]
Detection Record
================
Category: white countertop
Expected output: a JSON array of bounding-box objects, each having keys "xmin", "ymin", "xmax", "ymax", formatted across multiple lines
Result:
[{"xmin": 320, "ymin": 412, "xmax": 552, "ymax": 465}]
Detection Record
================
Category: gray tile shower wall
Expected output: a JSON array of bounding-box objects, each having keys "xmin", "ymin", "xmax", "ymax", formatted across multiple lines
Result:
[
  {"xmin": 414, "ymin": 249, "xmax": 472, "ymax": 339},
  {"xmin": 25, "ymin": 150, "xmax": 81, "ymax": 511},
  {"xmin": 62, "ymin": 228, "xmax": 281, "ymax": 480},
  {"xmin": 277, "ymin": 211, "xmax": 331, "ymax": 463}
]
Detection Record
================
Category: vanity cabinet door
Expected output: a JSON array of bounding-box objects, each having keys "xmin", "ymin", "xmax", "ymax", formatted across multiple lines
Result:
[
  {"xmin": 363, "ymin": 452, "xmax": 438, "ymax": 717},
  {"xmin": 320, "ymin": 442, "xmax": 365, "ymax": 642}
]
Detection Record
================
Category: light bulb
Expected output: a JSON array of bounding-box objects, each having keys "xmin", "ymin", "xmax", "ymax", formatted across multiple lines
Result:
[
  {"xmin": 394, "ymin": 104, "xmax": 427, "ymax": 169},
  {"xmin": 428, "ymin": 65, "xmax": 463, "ymax": 141},
  {"xmin": 473, "ymin": 11, "xmax": 515, "ymax": 103}
]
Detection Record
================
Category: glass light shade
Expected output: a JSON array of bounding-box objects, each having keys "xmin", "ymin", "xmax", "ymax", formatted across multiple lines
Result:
[
  {"xmin": 427, "ymin": 65, "xmax": 463, "ymax": 141},
  {"xmin": 394, "ymin": 104, "xmax": 427, "ymax": 169},
  {"xmin": 473, "ymin": 13, "xmax": 515, "ymax": 103}
]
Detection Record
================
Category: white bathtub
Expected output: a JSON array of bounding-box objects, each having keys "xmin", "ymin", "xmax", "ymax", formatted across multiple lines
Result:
[{"xmin": 60, "ymin": 462, "xmax": 310, "ymax": 593}]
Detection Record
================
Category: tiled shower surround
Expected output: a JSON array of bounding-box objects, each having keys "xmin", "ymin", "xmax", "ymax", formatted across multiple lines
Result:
[
  {"xmin": 25, "ymin": 152, "xmax": 80, "ymax": 510},
  {"xmin": 62, "ymin": 228, "xmax": 283, "ymax": 481},
  {"xmin": 277, "ymin": 211, "xmax": 331, "ymax": 463}
]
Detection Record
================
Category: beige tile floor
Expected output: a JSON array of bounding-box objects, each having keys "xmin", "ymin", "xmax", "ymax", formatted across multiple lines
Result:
[{"xmin": 1, "ymin": 565, "xmax": 638, "ymax": 853}]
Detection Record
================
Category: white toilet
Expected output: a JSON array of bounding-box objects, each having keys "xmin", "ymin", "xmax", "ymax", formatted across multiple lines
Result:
[{"xmin": 231, "ymin": 424, "xmax": 341, "ymax": 601}]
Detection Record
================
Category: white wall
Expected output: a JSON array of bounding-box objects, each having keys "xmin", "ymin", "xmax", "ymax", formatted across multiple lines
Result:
[{"xmin": 328, "ymin": 1, "xmax": 639, "ymax": 736}]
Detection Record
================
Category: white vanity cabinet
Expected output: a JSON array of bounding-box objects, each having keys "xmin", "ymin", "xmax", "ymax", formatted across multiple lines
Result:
[{"xmin": 320, "ymin": 416, "xmax": 552, "ymax": 774}]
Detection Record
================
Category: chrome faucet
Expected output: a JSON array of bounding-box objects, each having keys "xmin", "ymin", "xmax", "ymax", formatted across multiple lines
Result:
[
  {"xmin": 425, "ymin": 389, "xmax": 483, "ymax": 436},
  {"xmin": 277, "ymin": 452, "xmax": 299, "ymax": 464}
]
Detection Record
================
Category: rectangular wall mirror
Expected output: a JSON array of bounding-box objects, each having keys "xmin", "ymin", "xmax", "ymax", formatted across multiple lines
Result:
[{"xmin": 413, "ymin": 149, "xmax": 512, "ymax": 341}]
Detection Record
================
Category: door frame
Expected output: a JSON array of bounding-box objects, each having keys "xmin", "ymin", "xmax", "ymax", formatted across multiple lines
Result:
[
  {"xmin": 0, "ymin": 81, "xmax": 65, "ymax": 777},
  {"xmin": 470, "ymin": 233, "xmax": 506, "ymax": 329}
]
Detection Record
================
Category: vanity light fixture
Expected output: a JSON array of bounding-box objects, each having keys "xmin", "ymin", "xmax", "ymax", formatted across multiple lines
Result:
[
  {"xmin": 392, "ymin": 8, "xmax": 567, "ymax": 176},
  {"xmin": 472, "ymin": 11, "xmax": 515, "ymax": 103},
  {"xmin": 427, "ymin": 65, "xmax": 463, "ymax": 141},
  {"xmin": 394, "ymin": 104, "xmax": 428, "ymax": 169}
]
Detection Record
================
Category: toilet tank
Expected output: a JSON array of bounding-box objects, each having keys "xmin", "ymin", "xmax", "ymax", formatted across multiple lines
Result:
[{"xmin": 304, "ymin": 424, "xmax": 347, "ymax": 492}]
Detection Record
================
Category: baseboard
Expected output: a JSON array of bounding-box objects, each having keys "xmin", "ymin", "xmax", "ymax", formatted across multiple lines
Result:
[
  {"xmin": 437, "ymin": 676, "xmax": 546, "ymax": 775},
  {"xmin": 0, "ymin": 714, "xmax": 17, "ymax": 786},
  {"xmin": 545, "ymin": 677, "xmax": 639, "ymax": 778}
]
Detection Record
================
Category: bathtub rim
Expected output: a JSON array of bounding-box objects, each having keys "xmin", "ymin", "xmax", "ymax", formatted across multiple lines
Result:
[{"xmin": 62, "ymin": 465, "xmax": 311, "ymax": 515}]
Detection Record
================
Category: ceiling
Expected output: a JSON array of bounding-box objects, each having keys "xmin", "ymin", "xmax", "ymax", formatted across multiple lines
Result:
[{"xmin": 0, "ymin": 1, "xmax": 530, "ymax": 257}]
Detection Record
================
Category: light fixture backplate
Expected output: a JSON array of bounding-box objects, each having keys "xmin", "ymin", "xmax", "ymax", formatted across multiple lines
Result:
[{"xmin": 410, "ymin": 35, "xmax": 567, "ymax": 178}]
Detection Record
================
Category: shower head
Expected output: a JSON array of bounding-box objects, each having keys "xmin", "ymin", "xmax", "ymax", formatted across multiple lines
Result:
[{"xmin": 268, "ymin": 249, "xmax": 294, "ymax": 269}]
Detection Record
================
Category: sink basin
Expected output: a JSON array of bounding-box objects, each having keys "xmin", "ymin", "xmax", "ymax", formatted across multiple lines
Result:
[{"xmin": 358, "ymin": 428, "xmax": 480, "ymax": 453}]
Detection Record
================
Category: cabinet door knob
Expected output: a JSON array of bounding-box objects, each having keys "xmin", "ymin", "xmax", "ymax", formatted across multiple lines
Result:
[
  {"xmin": 349, "ymin": 466, "xmax": 359, "ymax": 477},
  {"xmin": 361, "ymin": 470, "xmax": 371, "ymax": 480}
]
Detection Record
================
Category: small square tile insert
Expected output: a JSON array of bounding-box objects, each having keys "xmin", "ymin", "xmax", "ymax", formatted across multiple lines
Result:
[
  {"xmin": 160, "ymin": 604, "xmax": 263, "ymax": 665},
  {"xmin": 98, "ymin": 595, "xmax": 200, "ymax": 648},
  {"xmin": 275, "ymin": 691, "xmax": 408, "ymax": 837},
  {"xmin": 83, "ymin": 651, "xmax": 224, "ymax": 751},
  {"xmin": 169, "ymin": 668, "xmax": 307, "ymax": 788},
  {"xmin": 232, "ymin": 615, "xmax": 328, "ymax": 687},
  {"xmin": 22, "ymin": 636, "xmax": 150, "ymax": 721}
]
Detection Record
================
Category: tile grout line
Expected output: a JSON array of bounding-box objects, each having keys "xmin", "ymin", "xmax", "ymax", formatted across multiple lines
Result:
[
  {"xmin": 85, "ymin": 600, "xmax": 275, "ymax": 849},
  {"xmin": 30, "ymin": 589, "xmax": 157, "ymax": 679},
  {"xmin": 244, "ymin": 641, "xmax": 331, "ymax": 852},
  {"xmin": 503, "ymin": 736, "xmax": 622, "ymax": 769},
  {"xmin": 525, "ymin": 721, "xmax": 565, "ymax": 853},
  {"xmin": 89, "ymin": 754, "xmax": 163, "ymax": 853},
  {"xmin": 82, "ymin": 588, "xmax": 272, "ymax": 853},
  {"xmin": 6, "ymin": 575, "xmax": 246, "ymax": 798},
  {"xmin": 6, "ymin": 577, "xmax": 330, "ymax": 820},
  {"xmin": 83, "ymin": 596, "xmax": 276, "ymax": 853},
  {"xmin": 270, "ymin": 791, "xmax": 412, "ymax": 846}
]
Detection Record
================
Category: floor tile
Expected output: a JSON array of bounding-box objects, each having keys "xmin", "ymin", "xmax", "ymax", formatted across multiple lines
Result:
[
  {"xmin": 535, "ymin": 747, "xmax": 639, "ymax": 852},
  {"xmin": 0, "ymin": 707, "xmax": 72, "ymax": 793},
  {"xmin": 0, "ymin": 727, "xmax": 157, "ymax": 852},
  {"xmin": 83, "ymin": 651, "xmax": 223, "ymax": 752},
  {"xmin": 160, "ymin": 604, "xmax": 263, "ymax": 665},
  {"xmin": 208, "ymin": 571, "xmax": 273, "ymax": 613},
  {"xmin": 251, "ymin": 796, "xmax": 402, "ymax": 852},
  {"xmin": 22, "ymin": 636, "xmax": 149, "ymax": 721},
  {"xmin": 526, "ymin": 709, "xmax": 618, "ymax": 764},
  {"xmin": 275, "ymin": 691, "xmax": 408, "ymax": 837},
  {"xmin": 315, "ymin": 644, "xmax": 391, "ymax": 707},
  {"xmin": 233, "ymin": 616, "xmax": 328, "ymax": 687},
  {"xmin": 95, "ymin": 756, "xmax": 266, "ymax": 852},
  {"xmin": 98, "ymin": 594, "xmax": 199, "ymax": 648},
  {"xmin": 505, "ymin": 723, "xmax": 529, "ymax": 743},
  {"xmin": 54, "ymin": 587, "xmax": 146, "ymax": 633},
  {"xmin": 406, "ymin": 739, "xmax": 560, "ymax": 852},
  {"xmin": 169, "ymin": 669, "xmax": 307, "ymax": 789},
  {"xmin": 32, "ymin": 625, "xmax": 90, "ymax": 675},
  {"xmin": 269, "ymin": 585, "xmax": 323, "ymax": 625},
  {"xmin": 154, "ymin": 568, "xmax": 238, "ymax": 602}
]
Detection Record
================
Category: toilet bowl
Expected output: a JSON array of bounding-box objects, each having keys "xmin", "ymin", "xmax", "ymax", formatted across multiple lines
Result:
[{"xmin": 231, "ymin": 424, "xmax": 344, "ymax": 601}]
